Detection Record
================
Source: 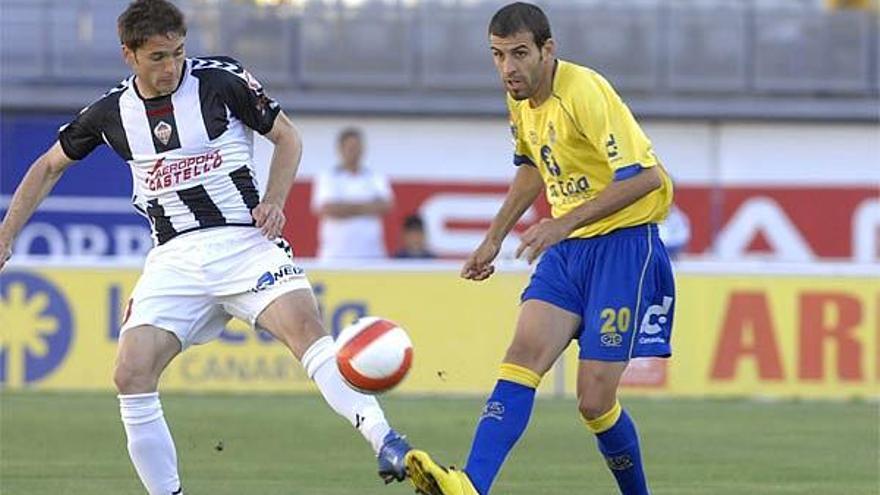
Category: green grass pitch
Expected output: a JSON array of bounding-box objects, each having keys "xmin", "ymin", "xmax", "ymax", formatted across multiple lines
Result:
[{"xmin": 1, "ymin": 392, "xmax": 877, "ymax": 494}]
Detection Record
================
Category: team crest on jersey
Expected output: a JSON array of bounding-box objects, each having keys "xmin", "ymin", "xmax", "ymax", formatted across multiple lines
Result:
[
  {"xmin": 153, "ymin": 121, "xmax": 173, "ymax": 146},
  {"xmin": 529, "ymin": 129, "xmax": 539, "ymax": 145}
]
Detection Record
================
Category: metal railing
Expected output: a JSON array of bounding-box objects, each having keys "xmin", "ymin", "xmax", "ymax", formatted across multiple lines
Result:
[{"xmin": 1, "ymin": 0, "xmax": 877, "ymax": 117}]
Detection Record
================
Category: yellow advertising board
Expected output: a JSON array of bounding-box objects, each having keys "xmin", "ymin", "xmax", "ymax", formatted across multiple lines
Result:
[
  {"xmin": 1, "ymin": 266, "xmax": 877, "ymax": 398},
  {"xmin": 568, "ymin": 275, "xmax": 880, "ymax": 399}
]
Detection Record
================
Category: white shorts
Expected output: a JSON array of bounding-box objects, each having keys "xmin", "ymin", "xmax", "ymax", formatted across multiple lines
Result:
[{"xmin": 121, "ymin": 226, "xmax": 311, "ymax": 349}]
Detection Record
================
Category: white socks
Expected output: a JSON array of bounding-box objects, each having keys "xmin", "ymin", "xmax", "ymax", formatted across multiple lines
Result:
[
  {"xmin": 302, "ymin": 336, "xmax": 392, "ymax": 453},
  {"xmin": 116, "ymin": 337, "xmax": 388, "ymax": 495},
  {"xmin": 119, "ymin": 392, "xmax": 182, "ymax": 495}
]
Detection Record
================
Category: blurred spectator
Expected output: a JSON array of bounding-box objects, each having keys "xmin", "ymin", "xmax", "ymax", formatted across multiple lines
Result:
[
  {"xmin": 393, "ymin": 214, "xmax": 436, "ymax": 259},
  {"xmin": 658, "ymin": 204, "xmax": 691, "ymax": 260},
  {"xmin": 312, "ymin": 127, "xmax": 393, "ymax": 260}
]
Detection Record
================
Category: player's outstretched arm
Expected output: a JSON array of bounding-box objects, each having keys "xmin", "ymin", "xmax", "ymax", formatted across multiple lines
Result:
[
  {"xmin": 253, "ymin": 111, "xmax": 303, "ymax": 239},
  {"xmin": 462, "ymin": 165, "xmax": 543, "ymax": 281},
  {"xmin": 516, "ymin": 166, "xmax": 663, "ymax": 264},
  {"xmin": 562, "ymin": 165, "xmax": 662, "ymax": 231},
  {"xmin": 0, "ymin": 142, "xmax": 74, "ymax": 271}
]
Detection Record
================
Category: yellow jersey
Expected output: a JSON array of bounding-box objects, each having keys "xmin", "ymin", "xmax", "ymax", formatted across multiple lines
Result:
[{"xmin": 508, "ymin": 59, "xmax": 673, "ymax": 238}]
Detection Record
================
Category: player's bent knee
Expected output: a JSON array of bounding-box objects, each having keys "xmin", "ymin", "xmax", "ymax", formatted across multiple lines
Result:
[
  {"xmin": 578, "ymin": 394, "xmax": 617, "ymax": 421},
  {"xmin": 577, "ymin": 374, "xmax": 620, "ymax": 420},
  {"xmin": 113, "ymin": 362, "xmax": 158, "ymax": 394}
]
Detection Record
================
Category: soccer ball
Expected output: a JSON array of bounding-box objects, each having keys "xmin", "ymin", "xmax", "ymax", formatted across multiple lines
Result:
[{"xmin": 335, "ymin": 317, "xmax": 413, "ymax": 395}]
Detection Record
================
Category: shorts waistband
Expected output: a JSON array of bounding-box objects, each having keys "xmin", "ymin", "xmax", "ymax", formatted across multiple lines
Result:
[{"xmin": 567, "ymin": 223, "xmax": 658, "ymax": 243}]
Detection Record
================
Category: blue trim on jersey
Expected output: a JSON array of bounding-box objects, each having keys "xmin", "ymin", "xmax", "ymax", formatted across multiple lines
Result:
[
  {"xmin": 613, "ymin": 164, "xmax": 643, "ymax": 181},
  {"xmin": 521, "ymin": 224, "xmax": 675, "ymax": 361},
  {"xmin": 514, "ymin": 153, "xmax": 536, "ymax": 167}
]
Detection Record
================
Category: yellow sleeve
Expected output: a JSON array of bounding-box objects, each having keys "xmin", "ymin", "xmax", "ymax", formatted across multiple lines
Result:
[
  {"xmin": 576, "ymin": 72, "xmax": 658, "ymax": 181},
  {"xmin": 507, "ymin": 96, "xmax": 535, "ymax": 168}
]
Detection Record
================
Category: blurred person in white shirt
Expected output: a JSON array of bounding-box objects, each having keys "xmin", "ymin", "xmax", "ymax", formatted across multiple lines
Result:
[
  {"xmin": 312, "ymin": 127, "xmax": 393, "ymax": 260},
  {"xmin": 658, "ymin": 203, "xmax": 691, "ymax": 260}
]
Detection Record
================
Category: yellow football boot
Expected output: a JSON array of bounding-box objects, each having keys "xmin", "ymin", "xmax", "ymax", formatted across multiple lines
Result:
[{"xmin": 405, "ymin": 450, "xmax": 479, "ymax": 495}]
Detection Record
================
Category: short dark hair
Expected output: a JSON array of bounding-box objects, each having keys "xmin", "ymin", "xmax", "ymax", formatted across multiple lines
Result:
[
  {"xmin": 118, "ymin": 0, "xmax": 187, "ymax": 51},
  {"xmin": 488, "ymin": 2, "xmax": 552, "ymax": 48},
  {"xmin": 402, "ymin": 214, "xmax": 425, "ymax": 232},
  {"xmin": 337, "ymin": 127, "xmax": 363, "ymax": 146}
]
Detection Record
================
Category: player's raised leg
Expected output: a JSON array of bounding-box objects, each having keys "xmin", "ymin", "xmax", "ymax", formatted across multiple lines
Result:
[
  {"xmin": 577, "ymin": 360, "xmax": 649, "ymax": 494},
  {"xmin": 114, "ymin": 325, "xmax": 183, "ymax": 495},
  {"xmin": 407, "ymin": 299, "xmax": 579, "ymax": 495},
  {"xmin": 253, "ymin": 287, "xmax": 411, "ymax": 483}
]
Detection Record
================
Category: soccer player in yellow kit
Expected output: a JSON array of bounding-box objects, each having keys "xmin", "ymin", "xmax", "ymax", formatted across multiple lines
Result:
[{"xmin": 406, "ymin": 3, "xmax": 675, "ymax": 495}]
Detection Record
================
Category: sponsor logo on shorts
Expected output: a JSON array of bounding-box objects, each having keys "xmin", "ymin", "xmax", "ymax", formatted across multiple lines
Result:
[
  {"xmin": 638, "ymin": 296, "xmax": 674, "ymax": 345},
  {"xmin": 601, "ymin": 333, "xmax": 623, "ymax": 347},
  {"xmin": 480, "ymin": 401, "xmax": 505, "ymax": 421},
  {"xmin": 250, "ymin": 264, "xmax": 304, "ymax": 293}
]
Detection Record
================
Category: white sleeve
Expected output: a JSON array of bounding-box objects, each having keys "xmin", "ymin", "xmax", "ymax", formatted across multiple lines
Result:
[
  {"xmin": 373, "ymin": 173, "xmax": 393, "ymax": 202},
  {"xmin": 658, "ymin": 205, "xmax": 691, "ymax": 250},
  {"xmin": 311, "ymin": 172, "xmax": 335, "ymax": 212}
]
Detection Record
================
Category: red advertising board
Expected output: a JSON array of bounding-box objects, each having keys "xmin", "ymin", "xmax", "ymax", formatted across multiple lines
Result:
[{"xmin": 283, "ymin": 182, "xmax": 878, "ymax": 260}]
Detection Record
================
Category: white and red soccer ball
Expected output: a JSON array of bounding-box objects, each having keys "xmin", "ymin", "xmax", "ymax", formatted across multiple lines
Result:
[{"xmin": 335, "ymin": 317, "xmax": 413, "ymax": 394}]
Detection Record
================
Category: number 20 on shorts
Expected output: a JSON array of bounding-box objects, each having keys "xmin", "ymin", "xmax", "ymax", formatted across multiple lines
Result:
[{"xmin": 600, "ymin": 306, "xmax": 632, "ymax": 334}]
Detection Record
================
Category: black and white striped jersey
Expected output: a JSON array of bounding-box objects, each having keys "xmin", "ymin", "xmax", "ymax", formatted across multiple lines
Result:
[{"xmin": 58, "ymin": 56, "xmax": 281, "ymax": 245}]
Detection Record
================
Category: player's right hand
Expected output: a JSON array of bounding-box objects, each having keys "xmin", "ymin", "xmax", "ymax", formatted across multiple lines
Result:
[
  {"xmin": 252, "ymin": 201, "xmax": 286, "ymax": 239},
  {"xmin": 461, "ymin": 239, "xmax": 500, "ymax": 281}
]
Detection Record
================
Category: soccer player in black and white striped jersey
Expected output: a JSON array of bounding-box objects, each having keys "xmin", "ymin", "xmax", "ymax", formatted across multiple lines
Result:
[{"xmin": 0, "ymin": 1, "xmax": 413, "ymax": 493}]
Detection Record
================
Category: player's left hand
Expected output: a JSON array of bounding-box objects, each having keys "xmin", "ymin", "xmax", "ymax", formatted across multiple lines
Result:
[
  {"xmin": 252, "ymin": 201, "xmax": 286, "ymax": 239},
  {"xmin": 515, "ymin": 218, "xmax": 572, "ymax": 264}
]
